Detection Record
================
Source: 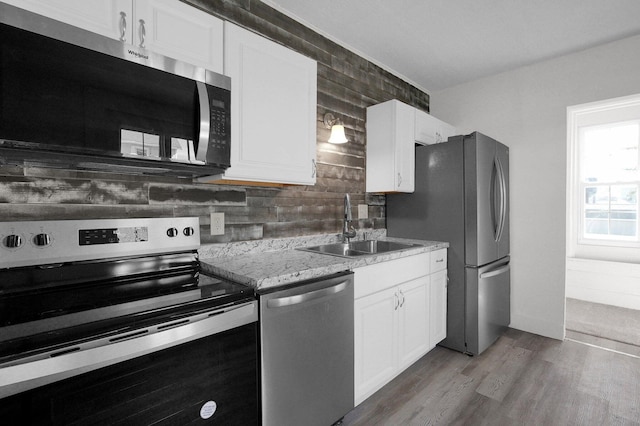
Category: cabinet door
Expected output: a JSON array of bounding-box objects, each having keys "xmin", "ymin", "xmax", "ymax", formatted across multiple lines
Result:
[
  {"xmin": 430, "ymin": 269, "xmax": 448, "ymax": 348},
  {"xmin": 223, "ymin": 23, "xmax": 317, "ymax": 185},
  {"xmin": 394, "ymin": 102, "xmax": 415, "ymax": 192},
  {"xmin": 366, "ymin": 100, "xmax": 415, "ymax": 192},
  {"xmin": 134, "ymin": 0, "xmax": 223, "ymax": 73},
  {"xmin": 415, "ymin": 109, "xmax": 459, "ymax": 145},
  {"xmin": 3, "ymin": 0, "xmax": 131, "ymax": 41},
  {"xmin": 397, "ymin": 277, "xmax": 430, "ymax": 370},
  {"xmin": 354, "ymin": 287, "xmax": 398, "ymax": 405}
]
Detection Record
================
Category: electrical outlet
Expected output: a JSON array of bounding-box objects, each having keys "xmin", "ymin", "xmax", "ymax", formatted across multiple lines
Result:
[
  {"xmin": 358, "ymin": 204, "xmax": 368, "ymax": 219},
  {"xmin": 210, "ymin": 212, "xmax": 225, "ymax": 235}
]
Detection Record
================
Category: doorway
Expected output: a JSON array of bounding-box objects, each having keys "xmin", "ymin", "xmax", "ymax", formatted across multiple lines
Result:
[{"xmin": 565, "ymin": 95, "xmax": 640, "ymax": 357}]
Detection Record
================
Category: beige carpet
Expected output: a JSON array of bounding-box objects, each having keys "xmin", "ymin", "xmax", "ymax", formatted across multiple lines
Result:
[{"xmin": 565, "ymin": 298, "xmax": 640, "ymax": 356}]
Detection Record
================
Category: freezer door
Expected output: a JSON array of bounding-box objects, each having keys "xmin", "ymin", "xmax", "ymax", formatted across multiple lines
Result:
[
  {"xmin": 465, "ymin": 257, "xmax": 510, "ymax": 355},
  {"xmin": 464, "ymin": 133, "xmax": 510, "ymax": 266}
]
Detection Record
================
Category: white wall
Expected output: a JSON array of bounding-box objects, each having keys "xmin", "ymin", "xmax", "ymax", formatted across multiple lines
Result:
[{"xmin": 431, "ymin": 34, "xmax": 640, "ymax": 340}]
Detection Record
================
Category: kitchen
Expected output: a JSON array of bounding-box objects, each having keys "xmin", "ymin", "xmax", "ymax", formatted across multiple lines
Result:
[{"xmin": 1, "ymin": 0, "xmax": 640, "ymax": 424}]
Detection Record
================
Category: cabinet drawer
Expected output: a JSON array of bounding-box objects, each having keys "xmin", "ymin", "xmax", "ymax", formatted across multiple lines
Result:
[
  {"xmin": 430, "ymin": 249, "xmax": 447, "ymax": 272},
  {"xmin": 354, "ymin": 253, "xmax": 429, "ymax": 299}
]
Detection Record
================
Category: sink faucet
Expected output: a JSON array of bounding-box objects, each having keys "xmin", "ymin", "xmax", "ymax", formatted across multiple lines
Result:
[{"xmin": 342, "ymin": 194, "xmax": 357, "ymax": 242}]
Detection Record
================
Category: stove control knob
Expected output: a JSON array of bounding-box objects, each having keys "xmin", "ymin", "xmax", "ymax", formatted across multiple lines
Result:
[
  {"xmin": 166, "ymin": 227, "xmax": 178, "ymax": 238},
  {"xmin": 183, "ymin": 226, "xmax": 195, "ymax": 237},
  {"xmin": 4, "ymin": 234, "xmax": 23, "ymax": 249},
  {"xmin": 34, "ymin": 233, "xmax": 52, "ymax": 247}
]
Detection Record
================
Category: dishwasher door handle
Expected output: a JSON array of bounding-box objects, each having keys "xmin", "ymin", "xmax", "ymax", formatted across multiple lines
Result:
[{"xmin": 267, "ymin": 280, "xmax": 349, "ymax": 308}]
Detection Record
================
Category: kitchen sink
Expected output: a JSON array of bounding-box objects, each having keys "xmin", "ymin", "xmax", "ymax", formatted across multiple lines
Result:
[{"xmin": 298, "ymin": 240, "xmax": 420, "ymax": 258}]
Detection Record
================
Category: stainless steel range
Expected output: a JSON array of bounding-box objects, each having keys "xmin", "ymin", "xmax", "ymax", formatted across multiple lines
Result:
[{"xmin": 0, "ymin": 217, "xmax": 258, "ymax": 425}]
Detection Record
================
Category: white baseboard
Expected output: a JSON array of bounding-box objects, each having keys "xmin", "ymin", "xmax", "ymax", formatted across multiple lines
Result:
[{"xmin": 510, "ymin": 312, "xmax": 565, "ymax": 341}]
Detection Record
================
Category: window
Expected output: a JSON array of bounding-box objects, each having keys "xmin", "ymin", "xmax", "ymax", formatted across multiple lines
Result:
[
  {"xmin": 568, "ymin": 94, "xmax": 640, "ymax": 262},
  {"xmin": 580, "ymin": 122, "xmax": 639, "ymax": 241}
]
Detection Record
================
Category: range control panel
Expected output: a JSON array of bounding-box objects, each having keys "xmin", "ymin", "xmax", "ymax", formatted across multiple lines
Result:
[{"xmin": 0, "ymin": 217, "xmax": 200, "ymax": 269}]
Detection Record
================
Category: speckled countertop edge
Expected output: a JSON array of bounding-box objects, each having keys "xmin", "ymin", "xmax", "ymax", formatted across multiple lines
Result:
[{"xmin": 200, "ymin": 236, "xmax": 448, "ymax": 290}]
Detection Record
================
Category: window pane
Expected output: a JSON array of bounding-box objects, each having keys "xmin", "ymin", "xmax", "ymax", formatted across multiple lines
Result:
[
  {"xmin": 584, "ymin": 186, "xmax": 610, "ymax": 236},
  {"xmin": 580, "ymin": 122, "xmax": 639, "ymax": 182},
  {"xmin": 611, "ymin": 185, "xmax": 637, "ymax": 237},
  {"xmin": 584, "ymin": 185, "xmax": 637, "ymax": 239}
]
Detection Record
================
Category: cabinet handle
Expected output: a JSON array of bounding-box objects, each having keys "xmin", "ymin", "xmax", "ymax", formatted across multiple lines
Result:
[
  {"xmin": 397, "ymin": 173, "xmax": 402, "ymax": 187},
  {"xmin": 119, "ymin": 11, "xmax": 127, "ymax": 42},
  {"xmin": 138, "ymin": 19, "xmax": 146, "ymax": 48},
  {"xmin": 436, "ymin": 259, "xmax": 444, "ymax": 263},
  {"xmin": 311, "ymin": 159, "xmax": 316, "ymax": 178},
  {"xmin": 394, "ymin": 292, "xmax": 399, "ymax": 310},
  {"xmin": 399, "ymin": 289, "xmax": 405, "ymax": 308}
]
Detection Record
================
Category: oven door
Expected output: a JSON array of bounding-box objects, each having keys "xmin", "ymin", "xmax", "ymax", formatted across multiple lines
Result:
[{"xmin": 0, "ymin": 301, "xmax": 258, "ymax": 425}]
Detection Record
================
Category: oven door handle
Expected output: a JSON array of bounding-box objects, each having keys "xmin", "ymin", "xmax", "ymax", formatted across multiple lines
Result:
[{"xmin": 0, "ymin": 300, "xmax": 257, "ymax": 399}]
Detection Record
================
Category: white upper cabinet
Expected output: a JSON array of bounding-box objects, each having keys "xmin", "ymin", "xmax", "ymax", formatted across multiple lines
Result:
[
  {"xmin": 366, "ymin": 100, "xmax": 415, "ymax": 193},
  {"xmin": 2, "ymin": 0, "xmax": 131, "ymax": 40},
  {"xmin": 133, "ymin": 0, "xmax": 223, "ymax": 73},
  {"xmin": 366, "ymin": 99, "xmax": 458, "ymax": 193},
  {"xmin": 414, "ymin": 108, "xmax": 459, "ymax": 145},
  {"xmin": 220, "ymin": 22, "xmax": 317, "ymax": 185},
  {"xmin": 2, "ymin": 0, "xmax": 224, "ymax": 73}
]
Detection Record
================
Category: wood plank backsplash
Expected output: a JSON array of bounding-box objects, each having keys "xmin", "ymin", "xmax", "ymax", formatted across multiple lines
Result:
[{"xmin": 0, "ymin": 0, "xmax": 429, "ymax": 243}]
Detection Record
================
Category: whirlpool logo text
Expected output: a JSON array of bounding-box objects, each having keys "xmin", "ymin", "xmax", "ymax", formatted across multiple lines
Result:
[{"xmin": 127, "ymin": 49, "xmax": 149, "ymax": 60}]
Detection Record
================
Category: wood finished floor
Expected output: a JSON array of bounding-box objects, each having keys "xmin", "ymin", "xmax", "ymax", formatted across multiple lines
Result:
[{"xmin": 342, "ymin": 328, "xmax": 640, "ymax": 425}]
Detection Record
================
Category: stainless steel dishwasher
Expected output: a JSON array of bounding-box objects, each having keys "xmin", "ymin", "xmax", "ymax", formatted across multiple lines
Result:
[{"xmin": 259, "ymin": 271, "xmax": 354, "ymax": 426}]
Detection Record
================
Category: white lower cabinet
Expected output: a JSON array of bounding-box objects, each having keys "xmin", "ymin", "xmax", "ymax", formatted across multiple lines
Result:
[
  {"xmin": 429, "ymin": 248, "xmax": 448, "ymax": 348},
  {"xmin": 397, "ymin": 277, "xmax": 430, "ymax": 369},
  {"xmin": 353, "ymin": 253, "xmax": 430, "ymax": 405},
  {"xmin": 429, "ymin": 269, "xmax": 447, "ymax": 348},
  {"xmin": 354, "ymin": 286, "xmax": 398, "ymax": 402},
  {"xmin": 353, "ymin": 249, "xmax": 448, "ymax": 405}
]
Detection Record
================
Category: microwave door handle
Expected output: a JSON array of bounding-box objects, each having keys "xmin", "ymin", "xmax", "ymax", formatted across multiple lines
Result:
[{"xmin": 195, "ymin": 81, "xmax": 211, "ymax": 163}]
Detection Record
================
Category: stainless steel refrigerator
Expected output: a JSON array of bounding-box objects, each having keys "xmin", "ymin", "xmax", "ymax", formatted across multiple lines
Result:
[{"xmin": 387, "ymin": 132, "xmax": 510, "ymax": 355}]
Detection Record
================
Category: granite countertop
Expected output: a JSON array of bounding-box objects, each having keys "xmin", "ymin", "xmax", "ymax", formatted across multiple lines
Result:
[{"xmin": 200, "ymin": 236, "xmax": 448, "ymax": 290}]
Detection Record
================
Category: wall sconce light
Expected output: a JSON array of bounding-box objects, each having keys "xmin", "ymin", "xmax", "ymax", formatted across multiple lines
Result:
[{"xmin": 324, "ymin": 113, "xmax": 348, "ymax": 144}]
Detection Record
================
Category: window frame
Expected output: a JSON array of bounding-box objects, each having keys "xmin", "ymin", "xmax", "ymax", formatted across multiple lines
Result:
[{"xmin": 567, "ymin": 94, "xmax": 640, "ymax": 262}]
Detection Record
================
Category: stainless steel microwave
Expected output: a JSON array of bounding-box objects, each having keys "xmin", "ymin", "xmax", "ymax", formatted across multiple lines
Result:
[{"xmin": 0, "ymin": 3, "xmax": 230, "ymax": 177}]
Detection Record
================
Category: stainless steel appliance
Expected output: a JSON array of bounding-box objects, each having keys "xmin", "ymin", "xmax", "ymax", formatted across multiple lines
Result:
[
  {"xmin": 0, "ymin": 217, "xmax": 258, "ymax": 425},
  {"xmin": 0, "ymin": 3, "xmax": 230, "ymax": 177},
  {"xmin": 259, "ymin": 272, "xmax": 354, "ymax": 426},
  {"xmin": 387, "ymin": 132, "xmax": 510, "ymax": 355}
]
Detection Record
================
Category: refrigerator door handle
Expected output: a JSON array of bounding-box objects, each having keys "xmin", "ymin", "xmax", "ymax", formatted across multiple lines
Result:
[
  {"xmin": 479, "ymin": 263, "xmax": 510, "ymax": 279},
  {"xmin": 495, "ymin": 156, "xmax": 507, "ymax": 243},
  {"xmin": 490, "ymin": 158, "xmax": 500, "ymax": 241}
]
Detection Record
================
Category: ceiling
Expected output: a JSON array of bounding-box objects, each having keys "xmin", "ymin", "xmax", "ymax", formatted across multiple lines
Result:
[{"xmin": 260, "ymin": 0, "xmax": 640, "ymax": 93}]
